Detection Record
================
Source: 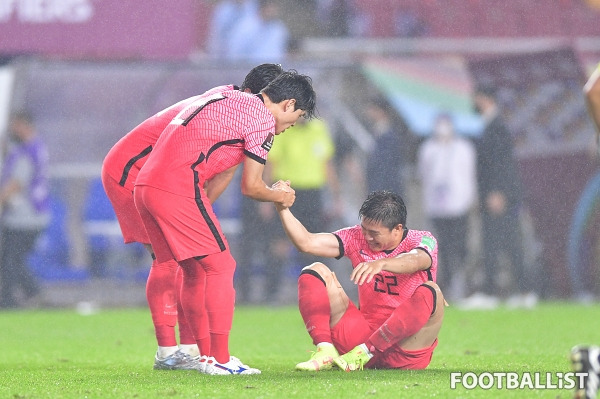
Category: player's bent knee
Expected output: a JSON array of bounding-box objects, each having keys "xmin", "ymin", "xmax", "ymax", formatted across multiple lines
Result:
[
  {"xmin": 301, "ymin": 262, "xmax": 332, "ymax": 276},
  {"xmin": 300, "ymin": 262, "xmax": 338, "ymax": 287},
  {"xmin": 422, "ymin": 281, "xmax": 443, "ymax": 297},
  {"xmin": 421, "ymin": 281, "xmax": 447, "ymax": 317}
]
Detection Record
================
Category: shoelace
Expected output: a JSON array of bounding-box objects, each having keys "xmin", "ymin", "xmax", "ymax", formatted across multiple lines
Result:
[
  {"xmin": 341, "ymin": 350, "xmax": 366, "ymax": 371},
  {"xmin": 354, "ymin": 357, "xmax": 366, "ymax": 371}
]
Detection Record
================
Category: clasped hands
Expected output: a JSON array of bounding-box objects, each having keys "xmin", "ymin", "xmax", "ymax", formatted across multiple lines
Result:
[{"xmin": 272, "ymin": 180, "xmax": 295, "ymax": 209}]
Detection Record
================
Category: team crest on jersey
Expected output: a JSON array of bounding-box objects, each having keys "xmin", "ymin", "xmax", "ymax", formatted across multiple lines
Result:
[
  {"xmin": 261, "ymin": 133, "xmax": 275, "ymax": 152},
  {"xmin": 420, "ymin": 236, "xmax": 436, "ymax": 252}
]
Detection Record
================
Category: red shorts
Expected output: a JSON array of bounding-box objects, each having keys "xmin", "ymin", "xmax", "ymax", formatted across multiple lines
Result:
[
  {"xmin": 101, "ymin": 170, "xmax": 150, "ymax": 245},
  {"xmin": 331, "ymin": 302, "xmax": 437, "ymax": 370},
  {"xmin": 133, "ymin": 185, "xmax": 228, "ymax": 263}
]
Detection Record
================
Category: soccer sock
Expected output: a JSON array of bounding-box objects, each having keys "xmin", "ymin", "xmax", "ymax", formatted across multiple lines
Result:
[
  {"xmin": 210, "ymin": 334, "xmax": 229, "ymax": 363},
  {"xmin": 355, "ymin": 343, "xmax": 374, "ymax": 360},
  {"xmin": 366, "ymin": 284, "xmax": 435, "ymax": 354},
  {"xmin": 157, "ymin": 345, "xmax": 179, "ymax": 359},
  {"xmin": 203, "ymin": 251, "xmax": 236, "ymax": 364},
  {"xmin": 178, "ymin": 344, "xmax": 200, "ymax": 358},
  {"xmin": 178, "ymin": 257, "xmax": 211, "ymax": 357},
  {"xmin": 298, "ymin": 270, "xmax": 333, "ymax": 345},
  {"xmin": 317, "ymin": 342, "xmax": 335, "ymax": 348},
  {"xmin": 175, "ymin": 266, "xmax": 197, "ymax": 347},
  {"xmin": 146, "ymin": 258, "xmax": 179, "ymax": 347}
]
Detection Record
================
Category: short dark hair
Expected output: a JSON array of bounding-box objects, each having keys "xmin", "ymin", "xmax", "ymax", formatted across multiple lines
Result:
[
  {"xmin": 11, "ymin": 110, "xmax": 34, "ymax": 124},
  {"xmin": 241, "ymin": 63, "xmax": 283, "ymax": 94},
  {"xmin": 359, "ymin": 190, "xmax": 407, "ymax": 230},
  {"xmin": 367, "ymin": 97, "xmax": 394, "ymax": 115},
  {"xmin": 261, "ymin": 70, "xmax": 317, "ymax": 119},
  {"xmin": 474, "ymin": 84, "xmax": 498, "ymax": 100}
]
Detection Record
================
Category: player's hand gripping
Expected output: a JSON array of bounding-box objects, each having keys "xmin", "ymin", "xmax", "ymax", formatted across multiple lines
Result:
[
  {"xmin": 350, "ymin": 259, "xmax": 386, "ymax": 285},
  {"xmin": 272, "ymin": 180, "xmax": 295, "ymax": 209}
]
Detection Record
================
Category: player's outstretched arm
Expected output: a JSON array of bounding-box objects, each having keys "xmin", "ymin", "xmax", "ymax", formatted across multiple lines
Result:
[
  {"xmin": 240, "ymin": 156, "xmax": 295, "ymax": 207},
  {"xmin": 350, "ymin": 248, "xmax": 432, "ymax": 285},
  {"xmin": 276, "ymin": 207, "xmax": 341, "ymax": 258},
  {"xmin": 584, "ymin": 65, "xmax": 600, "ymax": 154}
]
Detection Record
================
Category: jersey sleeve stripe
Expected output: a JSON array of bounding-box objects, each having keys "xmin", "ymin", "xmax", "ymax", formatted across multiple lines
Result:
[
  {"xmin": 333, "ymin": 233, "xmax": 345, "ymax": 259},
  {"xmin": 244, "ymin": 150, "xmax": 266, "ymax": 165},
  {"xmin": 181, "ymin": 97, "xmax": 226, "ymax": 127},
  {"xmin": 206, "ymin": 139, "xmax": 244, "ymax": 161}
]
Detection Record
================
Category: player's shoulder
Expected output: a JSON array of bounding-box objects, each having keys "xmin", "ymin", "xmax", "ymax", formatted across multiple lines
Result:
[
  {"xmin": 401, "ymin": 229, "xmax": 434, "ymax": 246},
  {"xmin": 201, "ymin": 84, "xmax": 235, "ymax": 97},
  {"xmin": 221, "ymin": 90, "xmax": 263, "ymax": 107},
  {"xmin": 224, "ymin": 92, "xmax": 272, "ymax": 122},
  {"xmin": 406, "ymin": 228, "xmax": 434, "ymax": 237},
  {"xmin": 403, "ymin": 229, "xmax": 437, "ymax": 253},
  {"xmin": 334, "ymin": 224, "xmax": 360, "ymax": 235},
  {"xmin": 333, "ymin": 225, "xmax": 362, "ymax": 243},
  {"xmin": 221, "ymin": 89, "xmax": 253, "ymax": 100}
]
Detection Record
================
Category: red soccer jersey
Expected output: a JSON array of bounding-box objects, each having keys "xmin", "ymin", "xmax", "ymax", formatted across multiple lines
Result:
[
  {"xmin": 102, "ymin": 85, "xmax": 234, "ymax": 192},
  {"xmin": 135, "ymin": 90, "xmax": 275, "ymax": 198},
  {"xmin": 333, "ymin": 226, "xmax": 438, "ymax": 327}
]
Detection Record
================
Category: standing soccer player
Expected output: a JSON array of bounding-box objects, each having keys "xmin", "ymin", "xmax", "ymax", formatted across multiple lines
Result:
[
  {"xmin": 275, "ymin": 190, "xmax": 445, "ymax": 371},
  {"xmin": 134, "ymin": 70, "xmax": 316, "ymax": 375},
  {"xmin": 101, "ymin": 64, "xmax": 284, "ymax": 370}
]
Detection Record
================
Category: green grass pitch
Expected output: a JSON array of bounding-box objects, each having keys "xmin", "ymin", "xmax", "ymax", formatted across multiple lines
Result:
[{"xmin": 0, "ymin": 302, "xmax": 598, "ymax": 398}]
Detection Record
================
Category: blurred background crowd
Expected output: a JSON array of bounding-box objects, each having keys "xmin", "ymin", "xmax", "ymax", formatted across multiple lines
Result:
[{"xmin": 0, "ymin": 0, "xmax": 599, "ymax": 308}]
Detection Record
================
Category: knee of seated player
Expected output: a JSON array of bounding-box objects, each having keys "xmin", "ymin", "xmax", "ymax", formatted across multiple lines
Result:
[
  {"xmin": 421, "ymin": 281, "xmax": 446, "ymax": 317},
  {"xmin": 301, "ymin": 262, "xmax": 333, "ymax": 280}
]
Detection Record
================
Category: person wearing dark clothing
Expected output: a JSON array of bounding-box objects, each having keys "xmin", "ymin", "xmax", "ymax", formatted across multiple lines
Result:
[
  {"xmin": 460, "ymin": 85, "xmax": 537, "ymax": 310},
  {"xmin": 365, "ymin": 98, "xmax": 406, "ymax": 196}
]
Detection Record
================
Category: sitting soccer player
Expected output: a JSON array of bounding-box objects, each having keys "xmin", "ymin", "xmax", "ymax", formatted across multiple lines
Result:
[{"xmin": 275, "ymin": 190, "xmax": 445, "ymax": 371}]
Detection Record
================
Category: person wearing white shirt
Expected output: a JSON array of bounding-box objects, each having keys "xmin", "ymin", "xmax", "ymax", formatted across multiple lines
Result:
[
  {"xmin": 225, "ymin": 0, "xmax": 289, "ymax": 62},
  {"xmin": 417, "ymin": 114, "xmax": 476, "ymax": 301}
]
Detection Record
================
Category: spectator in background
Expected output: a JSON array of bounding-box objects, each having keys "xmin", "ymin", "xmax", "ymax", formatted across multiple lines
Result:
[
  {"xmin": 417, "ymin": 114, "xmax": 476, "ymax": 301},
  {"xmin": 207, "ymin": 0, "xmax": 257, "ymax": 60},
  {"xmin": 585, "ymin": 63, "xmax": 600, "ymax": 157},
  {"xmin": 316, "ymin": 0, "xmax": 368, "ymax": 37},
  {"xmin": 460, "ymin": 85, "xmax": 537, "ymax": 310},
  {"xmin": 570, "ymin": 61, "xmax": 600, "ymax": 399},
  {"xmin": 394, "ymin": 6, "xmax": 429, "ymax": 38},
  {"xmin": 365, "ymin": 98, "xmax": 408, "ymax": 196},
  {"xmin": 0, "ymin": 111, "xmax": 50, "ymax": 309},
  {"xmin": 226, "ymin": 0, "xmax": 289, "ymax": 62},
  {"xmin": 567, "ymin": 62, "xmax": 600, "ymax": 304},
  {"xmin": 316, "ymin": 0, "xmax": 352, "ymax": 37},
  {"xmin": 235, "ymin": 196, "xmax": 287, "ymax": 304}
]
